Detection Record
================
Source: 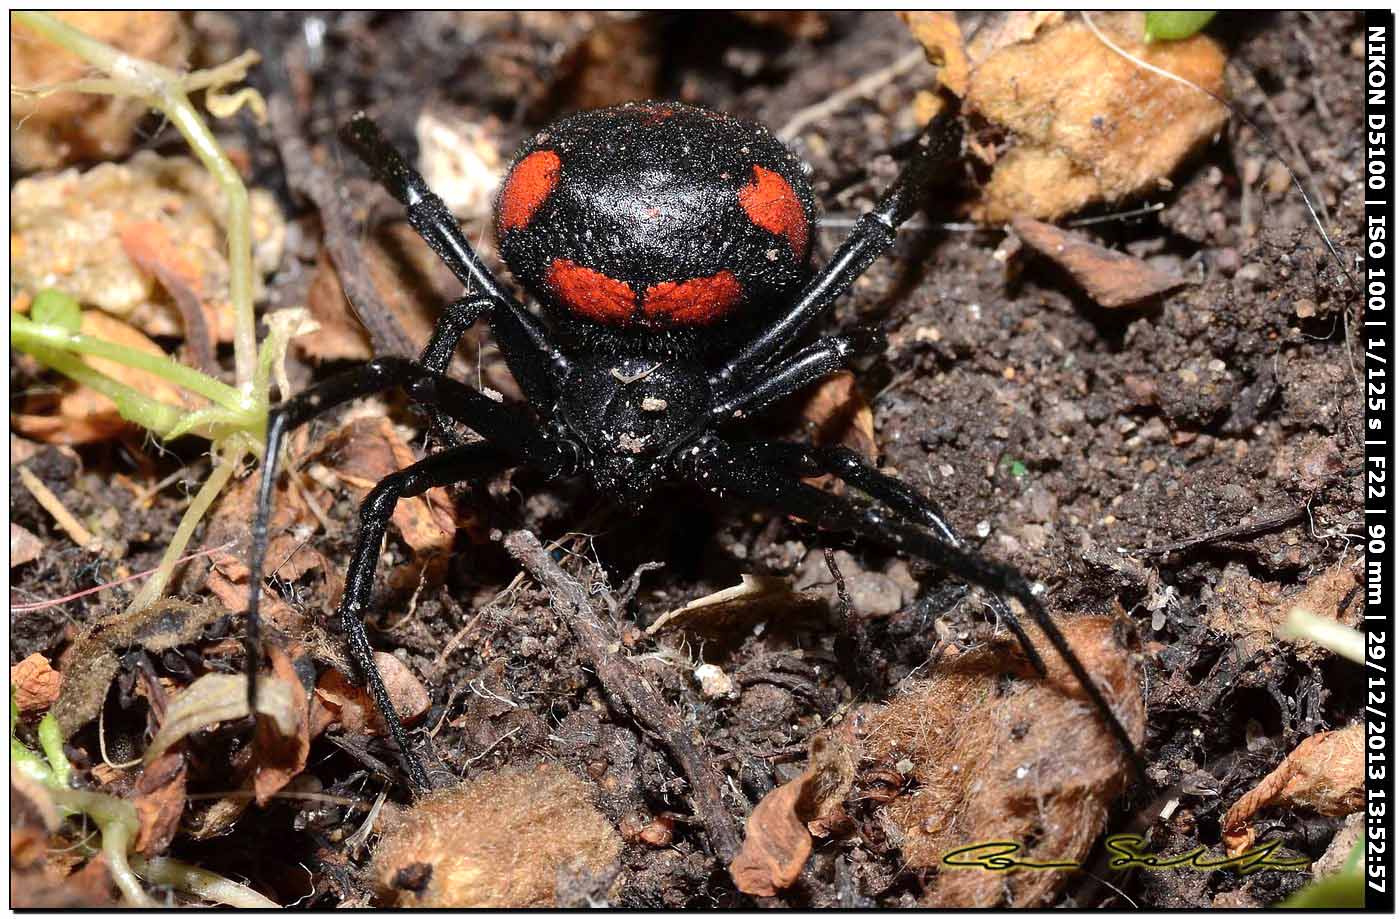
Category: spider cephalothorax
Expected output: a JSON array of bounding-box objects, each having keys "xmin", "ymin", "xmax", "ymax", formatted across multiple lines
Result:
[{"xmin": 246, "ymin": 97, "xmax": 1142, "ymax": 798}]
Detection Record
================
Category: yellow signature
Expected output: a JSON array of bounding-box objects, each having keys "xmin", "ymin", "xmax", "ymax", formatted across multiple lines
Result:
[{"xmin": 942, "ymin": 834, "xmax": 1310, "ymax": 876}]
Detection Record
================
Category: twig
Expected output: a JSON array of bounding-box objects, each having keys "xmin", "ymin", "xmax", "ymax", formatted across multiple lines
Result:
[
  {"xmin": 17, "ymin": 465, "xmax": 97, "ymax": 550},
  {"xmin": 504, "ymin": 530, "xmax": 742, "ymax": 862},
  {"xmin": 268, "ymin": 94, "xmax": 415, "ymax": 358},
  {"xmin": 776, "ymin": 47, "xmax": 926, "ymax": 142},
  {"xmin": 1129, "ymin": 505, "xmax": 1305, "ymax": 557}
]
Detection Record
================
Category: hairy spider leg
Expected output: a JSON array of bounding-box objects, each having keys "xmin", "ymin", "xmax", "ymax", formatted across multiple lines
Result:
[
  {"xmin": 678, "ymin": 436, "xmax": 1144, "ymax": 777},
  {"xmin": 339, "ymin": 113, "xmax": 572, "ymax": 392},
  {"xmin": 710, "ymin": 328, "xmax": 887, "ymax": 420},
  {"xmin": 712, "ymin": 111, "xmax": 963, "ymax": 387},
  {"xmin": 735, "ymin": 441, "xmax": 1049, "ymax": 679},
  {"xmin": 246, "ymin": 357, "xmax": 570, "ymax": 791},
  {"xmin": 334, "ymin": 442, "xmax": 513, "ymax": 792}
]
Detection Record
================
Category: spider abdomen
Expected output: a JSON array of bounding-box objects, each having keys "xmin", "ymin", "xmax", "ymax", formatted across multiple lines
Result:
[{"xmin": 496, "ymin": 101, "xmax": 816, "ymax": 331}]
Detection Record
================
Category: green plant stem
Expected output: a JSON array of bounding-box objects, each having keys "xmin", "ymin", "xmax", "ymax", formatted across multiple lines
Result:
[
  {"xmin": 13, "ymin": 11, "xmax": 258, "ymax": 390},
  {"xmin": 19, "ymin": 342, "xmax": 186, "ymax": 437},
  {"xmin": 45, "ymin": 784, "xmax": 150, "ymax": 906},
  {"xmin": 130, "ymin": 856, "xmax": 280, "ymax": 908},
  {"xmin": 124, "ymin": 444, "xmax": 245, "ymax": 615},
  {"xmin": 12, "ymin": 315, "xmax": 245, "ymax": 411}
]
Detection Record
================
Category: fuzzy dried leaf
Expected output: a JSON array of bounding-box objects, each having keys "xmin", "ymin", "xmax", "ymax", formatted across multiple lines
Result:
[
  {"xmin": 372, "ymin": 763, "xmax": 622, "ymax": 907},
  {"xmin": 899, "ymin": 12, "xmax": 969, "ymax": 97},
  {"xmin": 11, "ymin": 653, "xmax": 63, "ymax": 715},
  {"xmin": 967, "ymin": 12, "xmax": 1227, "ymax": 223},
  {"xmin": 133, "ymin": 751, "xmax": 187, "ymax": 855},
  {"xmin": 144, "ymin": 672, "xmax": 298, "ymax": 763},
  {"xmin": 1222, "ymin": 724, "xmax": 1364, "ymax": 856},
  {"xmin": 1012, "ymin": 217, "xmax": 1188, "ymax": 307},
  {"xmin": 870, "ymin": 615, "xmax": 1144, "ymax": 907},
  {"xmin": 314, "ymin": 652, "xmax": 430, "ymax": 737},
  {"xmin": 51, "ymin": 598, "xmax": 226, "ymax": 739},
  {"xmin": 729, "ymin": 732, "xmax": 856, "ymax": 896},
  {"xmin": 1209, "ymin": 562, "xmax": 1361, "ymax": 664},
  {"xmin": 10, "ymin": 523, "xmax": 45, "ymax": 568}
]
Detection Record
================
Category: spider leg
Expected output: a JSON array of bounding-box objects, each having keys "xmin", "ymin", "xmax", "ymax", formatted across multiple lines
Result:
[
  {"xmin": 736, "ymin": 441, "xmax": 1047, "ymax": 677},
  {"xmin": 710, "ymin": 328, "xmax": 886, "ymax": 421},
  {"xmin": 713, "ymin": 110, "xmax": 962, "ymax": 386},
  {"xmin": 676, "ymin": 435, "xmax": 1143, "ymax": 773},
  {"xmin": 340, "ymin": 113, "xmax": 572, "ymax": 386},
  {"xmin": 245, "ymin": 357, "xmax": 572, "ymax": 766},
  {"xmin": 335, "ymin": 442, "xmax": 514, "ymax": 793},
  {"xmin": 415, "ymin": 294, "xmax": 558, "ymax": 449}
]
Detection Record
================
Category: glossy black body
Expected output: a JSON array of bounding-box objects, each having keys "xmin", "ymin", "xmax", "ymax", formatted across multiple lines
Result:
[{"xmin": 498, "ymin": 101, "xmax": 816, "ymax": 350}]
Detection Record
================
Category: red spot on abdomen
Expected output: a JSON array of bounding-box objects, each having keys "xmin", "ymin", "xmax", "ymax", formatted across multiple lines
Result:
[
  {"xmin": 498, "ymin": 149, "xmax": 562, "ymax": 232},
  {"xmin": 547, "ymin": 259, "xmax": 636, "ymax": 324},
  {"xmin": 643, "ymin": 271, "xmax": 743, "ymax": 325},
  {"xmin": 739, "ymin": 165, "xmax": 809, "ymax": 258}
]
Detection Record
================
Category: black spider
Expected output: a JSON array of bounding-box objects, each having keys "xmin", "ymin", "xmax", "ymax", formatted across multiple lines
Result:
[{"xmin": 246, "ymin": 100, "xmax": 1141, "ymax": 794}]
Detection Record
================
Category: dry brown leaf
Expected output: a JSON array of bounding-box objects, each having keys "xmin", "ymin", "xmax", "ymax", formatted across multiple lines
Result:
[
  {"xmin": 10, "ymin": 523, "xmax": 45, "ymax": 568},
  {"xmin": 964, "ymin": 11, "xmax": 1064, "ymax": 69},
  {"xmin": 800, "ymin": 370, "xmax": 877, "ymax": 463},
  {"xmin": 314, "ymin": 652, "xmax": 431, "ymax": 737},
  {"xmin": 202, "ymin": 468, "xmax": 314, "ymax": 635},
  {"xmin": 11, "ymin": 653, "xmax": 63, "ymax": 715},
  {"xmin": 11, "ymin": 12, "xmax": 190, "ymax": 171},
  {"xmin": 1222, "ymin": 724, "xmax": 1364, "ymax": 856},
  {"xmin": 372, "ymin": 763, "xmax": 622, "ymax": 907},
  {"xmin": 729, "ymin": 732, "xmax": 857, "ymax": 896},
  {"xmin": 299, "ymin": 250, "xmax": 374, "ymax": 363},
  {"xmin": 899, "ymin": 12, "xmax": 969, "ymax": 97},
  {"xmin": 251, "ymin": 646, "xmax": 311, "ymax": 805},
  {"xmin": 118, "ymin": 220, "xmax": 221, "ymax": 369},
  {"xmin": 132, "ymin": 751, "xmax": 187, "ymax": 855},
  {"xmin": 1012, "ymin": 217, "xmax": 1189, "ymax": 307},
  {"xmin": 13, "ymin": 311, "xmax": 199, "ymax": 445},
  {"xmin": 870, "ymin": 616, "xmax": 1144, "ymax": 907},
  {"xmin": 314, "ymin": 415, "xmax": 458, "ymax": 562},
  {"xmin": 966, "ymin": 12, "xmax": 1228, "ymax": 222},
  {"xmin": 204, "ymin": 554, "xmax": 306, "ymax": 635},
  {"xmin": 144, "ymin": 671, "xmax": 298, "ymax": 763}
]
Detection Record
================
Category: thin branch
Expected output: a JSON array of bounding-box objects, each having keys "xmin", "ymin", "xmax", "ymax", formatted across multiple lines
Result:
[{"xmin": 504, "ymin": 530, "xmax": 742, "ymax": 862}]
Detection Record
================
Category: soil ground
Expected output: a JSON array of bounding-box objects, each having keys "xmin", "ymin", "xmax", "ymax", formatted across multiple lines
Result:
[{"xmin": 10, "ymin": 11, "xmax": 1363, "ymax": 908}]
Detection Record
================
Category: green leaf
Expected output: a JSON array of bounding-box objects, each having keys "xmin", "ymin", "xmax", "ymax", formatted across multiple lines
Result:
[
  {"xmin": 1278, "ymin": 840, "xmax": 1364, "ymax": 907},
  {"xmin": 30, "ymin": 289, "xmax": 82, "ymax": 332},
  {"xmin": 1144, "ymin": 11, "xmax": 1216, "ymax": 42}
]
